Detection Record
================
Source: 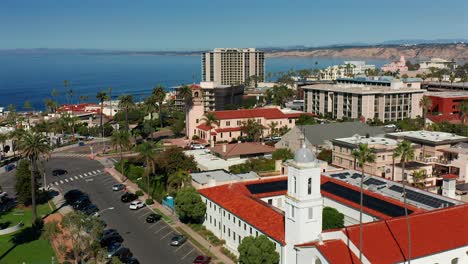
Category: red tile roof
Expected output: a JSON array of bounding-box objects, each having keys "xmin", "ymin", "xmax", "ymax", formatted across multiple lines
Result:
[
  {"xmin": 210, "ymin": 108, "xmax": 311, "ymax": 120},
  {"xmin": 215, "ymin": 127, "xmax": 242, "ymax": 133},
  {"xmin": 441, "ymin": 173, "xmax": 458, "ymax": 180},
  {"xmin": 209, "ymin": 142, "xmax": 275, "ymax": 159},
  {"xmin": 427, "ymin": 114, "xmax": 464, "ymax": 124},
  {"xmin": 196, "ymin": 124, "xmax": 213, "ymax": 131},
  {"xmin": 198, "ymin": 177, "xmax": 286, "ymax": 244},
  {"xmin": 303, "ymin": 240, "xmax": 360, "ymax": 264}
]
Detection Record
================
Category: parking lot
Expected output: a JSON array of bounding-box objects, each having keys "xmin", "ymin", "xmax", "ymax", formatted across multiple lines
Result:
[{"xmin": 48, "ymin": 157, "xmax": 202, "ymax": 264}]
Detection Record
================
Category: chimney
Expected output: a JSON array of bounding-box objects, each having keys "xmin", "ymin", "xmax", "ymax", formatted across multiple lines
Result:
[
  {"xmin": 441, "ymin": 175, "xmax": 457, "ymax": 199},
  {"xmin": 222, "ymin": 144, "xmax": 227, "ymax": 153}
]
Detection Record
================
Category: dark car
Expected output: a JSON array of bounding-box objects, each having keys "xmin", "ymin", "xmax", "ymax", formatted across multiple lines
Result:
[
  {"xmin": 120, "ymin": 192, "xmax": 138, "ymax": 203},
  {"xmin": 113, "ymin": 247, "xmax": 132, "ymax": 260},
  {"xmin": 106, "ymin": 242, "xmax": 122, "ymax": 259},
  {"xmin": 146, "ymin": 213, "xmax": 162, "ymax": 223},
  {"xmin": 121, "ymin": 257, "xmax": 139, "ymax": 264},
  {"xmin": 112, "ymin": 184, "xmax": 125, "ymax": 191},
  {"xmin": 64, "ymin": 189, "xmax": 87, "ymax": 204},
  {"xmin": 102, "ymin": 229, "xmax": 118, "ymax": 238},
  {"xmin": 193, "ymin": 255, "xmax": 212, "ymax": 264},
  {"xmin": 52, "ymin": 169, "xmax": 68, "ymax": 176},
  {"xmin": 82, "ymin": 204, "xmax": 99, "ymax": 216},
  {"xmin": 100, "ymin": 233, "xmax": 123, "ymax": 247},
  {"xmin": 170, "ymin": 235, "xmax": 187, "ymax": 246},
  {"xmin": 72, "ymin": 197, "xmax": 91, "ymax": 210}
]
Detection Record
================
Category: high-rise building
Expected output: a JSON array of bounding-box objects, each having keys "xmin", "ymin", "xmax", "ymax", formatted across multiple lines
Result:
[{"xmin": 202, "ymin": 48, "xmax": 265, "ymax": 86}]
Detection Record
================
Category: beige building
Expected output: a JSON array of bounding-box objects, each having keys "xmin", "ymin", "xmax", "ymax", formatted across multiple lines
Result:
[
  {"xmin": 331, "ymin": 135, "xmax": 400, "ymax": 177},
  {"xmin": 303, "ymin": 77, "xmax": 424, "ymax": 122},
  {"xmin": 202, "ymin": 48, "xmax": 264, "ymax": 86}
]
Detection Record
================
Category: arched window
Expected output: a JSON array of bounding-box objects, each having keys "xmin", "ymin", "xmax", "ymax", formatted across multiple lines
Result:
[
  {"xmin": 314, "ymin": 257, "xmax": 322, "ymax": 264},
  {"xmin": 451, "ymin": 258, "xmax": 458, "ymax": 264},
  {"xmin": 194, "ymin": 91, "xmax": 199, "ymax": 97},
  {"xmin": 308, "ymin": 178, "xmax": 312, "ymax": 195}
]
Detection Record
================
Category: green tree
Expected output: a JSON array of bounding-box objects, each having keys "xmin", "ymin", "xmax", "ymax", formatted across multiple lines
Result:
[
  {"xmin": 175, "ymin": 187, "xmax": 206, "ymax": 223},
  {"xmin": 419, "ymin": 96, "xmax": 432, "ymax": 128},
  {"xmin": 18, "ymin": 131, "xmax": 51, "ymax": 224},
  {"xmin": 201, "ymin": 112, "xmax": 220, "ymax": 144},
  {"xmin": 152, "ymin": 85, "xmax": 167, "ymax": 128},
  {"xmin": 241, "ymin": 119, "xmax": 264, "ymax": 142},
  {"xmin": 51, "ymin": 89, "xmax": 60, "ymax": 105},
  {"xmin": 458, "ymin": 100, "xmax": 468, "ymax": 124},
  {"xmin": 238, "ymin": 235, "xmax": 279, "ymax": 264},
  {"xmin": 296, "ymin": 114, "xmax": 316, "ymax": 125},
  {"xmin": 267, "ymin": 121, "xmax": 278, "ymax": 137},
  {"xmin": 15, "ymin": 160, "xmax": 36, "ymax": 205},
  {"xmin": 296, "ymin": 68, "xmax": 312, "ymax": 80},
  {"xmin": 0, "ymin": 133, "xmax": 7, "ymax": 157},
  {"xmin": 167, "ymin": 169, "xmax": 191, "ymax": 193},
  {"xmin": 317, "ymin": 149, "xmax": 332, "ymax": 163},
  {"xmin": 96, "ymin": 91, "xmax": 109, "ymax": 138},
  {"xmin": 78, "ymin": 95, "xmax": 89, "ymax": 104},
  {"xmin": 155, "ymin": 147, "xmax": 197, "ymax": 176},
  {"xmin": 411, "ymin": 169, "xmax": 426, "ymax": 188},
  {"xmin": 118, "ymin": 94, "xmax": 135, "ymax": 132},
  {"xmin": 44, "ymin": 98, "xmax": 58, "ymax": 113},
  {"xmin": 169, "ymin": 111, "xmax": 186, "ymax": 137},
  {"xmin": 136, "ymin": 141, "xmax": 156, "ymax": 197},
  {"xmin": 351, "ymin": 143, "xmax": 376, "ymax": 263},
  {"xmin": 110, "ymin": 130, "xmax": 132, "ymax": 178},
  {"xmin": 177, "ymin": 85, "xmax": 193, "ymax": 137},
  {"xmin": 271, "ymin": 148, "xmax": 293, "ymax": 161},
  {"xmin": 393, "ymin": 140, "xmax": 415, "ymax": 263},
  {"xmin": 265, "ymin": 85, "xmax": 294, "ymax": 108},
  {"xmin": 322, "ymin": 206, "xmax": 344, "ymax": 230}
]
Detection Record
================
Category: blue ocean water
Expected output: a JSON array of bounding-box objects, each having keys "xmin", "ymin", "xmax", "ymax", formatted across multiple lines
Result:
[{"xmin": 0, "ymin": 53, "xmax": 387, "ymax": 110}]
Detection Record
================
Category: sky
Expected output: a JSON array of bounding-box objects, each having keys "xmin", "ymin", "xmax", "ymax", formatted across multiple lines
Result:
[{"xmin": 1, "ymin": 0, "xmax": 467, "ymax": 50}]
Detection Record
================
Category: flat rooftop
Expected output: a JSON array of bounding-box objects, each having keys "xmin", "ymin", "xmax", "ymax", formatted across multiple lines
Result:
[
  {"xmin": 333, "ymin": 135, "xmax": 398, "ymax": 147},
  {"xmin": 185, "ymin": 149, "xmax": 247, "ymax": 171},
  {"xmin": 191, "ymin": 170, "xmax": 258, "ymax": 185},
  {"xmin": 387, "ymin": 131, "xmax": 467, "ymax": 144},
  {"xmin": 426, "ymin": 91, "xmax": 468, "ymax": 98},
  {"xmin": 322, "ymin": 169, "xmax": 462, "ymax": 210},
  {"xmin": 302, "ymin": 83, "xmax": 423, "ymax": 94}
]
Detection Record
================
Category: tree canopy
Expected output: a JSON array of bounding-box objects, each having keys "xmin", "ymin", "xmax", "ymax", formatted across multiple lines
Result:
[
  {"xmin": 175, "ymin": 187, "xmax": 206, "ymax": 223},
  {"xmin": 322, "ymin": 207, "xmax": 345, "ymax": 230},
  {"xmin": 271, "ymin": 148, "xmax": 293, "ymax": 161},
  {"xmin": 238, "ymin": 235, "xmax": 280, "ymax": 264}
]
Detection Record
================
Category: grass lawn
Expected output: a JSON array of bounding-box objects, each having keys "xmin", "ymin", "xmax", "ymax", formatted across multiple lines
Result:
[{"xmin": 0, "ymin": 203, "xmax": 57, "ymax": 264}]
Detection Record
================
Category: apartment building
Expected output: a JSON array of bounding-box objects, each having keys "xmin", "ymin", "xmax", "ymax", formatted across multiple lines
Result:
[
  {"xmin": 174, "ymin": 82, "xmax": 244, "ymax": 112},
  {"xmin": 202, "ymin": 48, "xmax": 265, "ymax": 86},
  {"xmin": 303, "ymin": 77, "xmax": 424, "ymax": 122},
  {"xmin": 320, "ymin": 61, "xmax": 376, "ymax": 80},
  {"xmin": 419, "ymin": 58, "xmax": 457, "ymax": 70}
]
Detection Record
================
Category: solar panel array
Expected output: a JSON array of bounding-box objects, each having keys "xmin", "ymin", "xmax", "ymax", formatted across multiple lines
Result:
[
  {"xmin": 388, "ymin": 185, "xmax": 455, "ymax": 208},
  {"xmin": 351, "ymin": 173, "xmax": 362, "ymax": 179},
  {"xmin": 321, "ymin": 181, "xmax": 412, "ymax": 217},
  {"xmin": 330, "ymin": 173, "xmax": 348, "ymax": 179},
  {"xmin": 246, "ymin": 180, "xmax": 288, "ymax": 194},
  {"xmin": 363, "ymin": 178, "xmax": 386, "ymax": 186}
]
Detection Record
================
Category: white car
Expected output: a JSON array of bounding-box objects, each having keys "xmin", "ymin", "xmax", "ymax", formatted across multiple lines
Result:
[
  {"xmin": 129, "ymin": 200, "xmax": 144, "ymax": 210},
  {"xmin": 191, "ymin": 144, "xmax": 205, "ymax": 150}
]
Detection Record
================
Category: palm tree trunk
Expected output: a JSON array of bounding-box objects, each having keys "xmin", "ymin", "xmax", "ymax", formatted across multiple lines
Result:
[
  {"xmin": 159, "ymin": 106, "xmax": 163, "ymax": 129},
  {"xmin": 30, "ymin": 158, "xmax": 38, "ymax": 225},
  {"xmin": 146, "ymin": 158, "xmax": 150, "ymax": 198},
  {"xmin": 402, "ymin": 161, "xmax": 412, "ymax": 263},
  {"xmin": 392, "ymin": 156, "xmax": 395, "ymax": 181},
  {"xmin": 120, "ymin": 147, "xmax": 125, "ymax": 181},
  {"xmin": 100, "ymin": 103, "xmax": 104, "ymax": 137},
  {"xmin": 359, "ymin": 166, "xmax": 364, "ymax": 263}
]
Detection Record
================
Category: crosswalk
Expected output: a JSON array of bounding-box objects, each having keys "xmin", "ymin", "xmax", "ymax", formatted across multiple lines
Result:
[
  {"xmin": 48, "ymin": 169, "xmax": 103, "ymax": 187},
  {"xmin": 51, "ymin": 153, "xmax": 89, "ymax": 158},
  {"xmin": 108, "ymin": 158, "xmax": 119, "ymax": 164}
]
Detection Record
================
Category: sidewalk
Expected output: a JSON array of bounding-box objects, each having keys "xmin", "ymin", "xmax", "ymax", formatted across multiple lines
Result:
[{"xmin": 104, "ymin": 165, "xmax": 235, "ymax": 264}]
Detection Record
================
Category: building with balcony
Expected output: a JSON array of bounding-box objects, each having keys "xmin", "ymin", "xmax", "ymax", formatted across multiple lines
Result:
[
  {"xmin": 198, "ymin": 145, "xmax": 466, "ymax": 264},
  {"xmin": 174, "ymin": 82, "xmax": 244, "ymax": 112},
  {"xmin": 303, "ymin": 77, "xmax": 424, "ymax": 122},
  {"xmin": 425, "ymin": 91, "xmax": 468, "ymax": 125},
  {"xmin": 202, "ymin": 48, "xmax": 265, "ymax": 86},
  {"xmin": 419, "ymin": 58, "xmax": 457, "ymax": 70},
  {"xmin": 320, "ymin": 61, "xmax": 376, "ymax": 80},
  {"xmin": 381, "ymin": 56, "xmax": 408, "ymax": 73}
]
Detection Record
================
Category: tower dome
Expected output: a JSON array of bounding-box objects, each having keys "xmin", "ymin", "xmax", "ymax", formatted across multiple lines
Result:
[{"xmin": 294, "ymin": 144, "xmax": 316, "ymax": 163}]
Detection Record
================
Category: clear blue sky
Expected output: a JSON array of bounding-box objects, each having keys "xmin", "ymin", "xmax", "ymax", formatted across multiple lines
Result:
[{"xmin": 1, "ymin": 0, "xmax": 467, "ymax": 50}]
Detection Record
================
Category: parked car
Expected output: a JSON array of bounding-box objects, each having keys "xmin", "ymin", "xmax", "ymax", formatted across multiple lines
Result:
[
  {"xmin": 72, "ymin": 197, "xmax": 91, "ymax": 210},
  {"xmin": 129, "ymin": 200, "xmax": 144, "ymax": 210},
  {"xmin": 191, "ymin": 144, "xmax": 205, "ymax": 150},
  {"xmin": 106, "ymin": 242, "xmax": 122, "ymax": 259},
  {"xmin": 64, "ymin": 189, "xmax": 87, "ymax": 204},
  {"xmin": 112, "ymin": 184, "xmax": 125, "ymax": 191},
  {"xmin": 193, "ymin": 255, "xmax": 212, "ymax": 264},
  {"xmin": 170, "ymin": 235, "xmax": 187, "ymax": 246},
  {"xmin": 82, "ymin": 204, "xmax": 99, "ymax": 216},
  {"xmin": 120, "ymin": 192, "xmax": 138, "ymax": 203},
  {"xmin": 113, "ymin": 247, "xmax": 132, "ymax": 260},
  {"xmin": 145, "ymin": 213, "xmax": 162, "ymax": 223},
  {"xmin": 102, "ymin": 229, "xmax": 118, "ymax": 238},
  {"xmin": 121, "ymin": 257, "xmax": 139, "ymax": 264},
  {"xmin": 100, "ymin": 233, "xmax": 123, "ymax": 247},
  {"xmin": 52, "ymin": 169, "xmax": 68, "ymax": 176}
]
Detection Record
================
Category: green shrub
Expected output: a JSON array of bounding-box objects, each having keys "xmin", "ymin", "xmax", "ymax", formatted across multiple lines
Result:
[
  {"xmin": 135, "ymin": 190, "xmax": 144, "ymax": 197},
  {"xmin": 221, "ymin": 247, "xmax": 238, "ymax": 262},
  {"xmin": 145, "ymin": 198, "xmax": 154, "ymax": 205}
]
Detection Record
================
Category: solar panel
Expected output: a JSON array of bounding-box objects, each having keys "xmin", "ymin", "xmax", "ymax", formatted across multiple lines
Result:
[
  {"xmin": 388, "ymin": 185, "xmax": 454, "ymax": 208},
  {"xmin": 330, "ymin": 173, "xmax": 347, "ymax": 179},
  {"xmin": 321, "ymin": 181, "xmax": 412, "ymax": 217},
  {"xmin": 363, "ymin": 178, "xmax": 386, "ymax": 186},
  {"xmin": 246, "ymin": 180, "xmax": 288, "ymax": 194},
  {"xmin": 351, "ymin": 173, "xmax": 362, "ymax": 179}
]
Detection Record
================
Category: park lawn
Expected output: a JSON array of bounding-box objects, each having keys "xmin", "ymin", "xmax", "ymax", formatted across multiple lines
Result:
[{"xmin": 0, "ymin": 203, "xmax": 57, "ymax": 264}]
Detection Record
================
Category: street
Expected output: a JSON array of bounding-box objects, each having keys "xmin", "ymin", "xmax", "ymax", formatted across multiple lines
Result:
[{"xmin": 2, "ymin": 156, "xmax": 202, "ymax": 264}]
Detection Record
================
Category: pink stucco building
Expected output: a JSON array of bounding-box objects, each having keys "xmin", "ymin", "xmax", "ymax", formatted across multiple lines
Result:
[{"xmin": 381, "ymin": 56, "xmax": 408, "ymax": 72}]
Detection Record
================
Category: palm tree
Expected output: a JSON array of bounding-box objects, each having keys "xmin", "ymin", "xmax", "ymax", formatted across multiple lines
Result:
[
  {"xmin": 393, "ymin": 140, "xmax": 415, "ymax": 263},
  {"xmin": 351, "ymin": 143, "xmax": 376, "ymax": 263},
  {"xmin": 96, "ymin": 91, "xmax": 108, "ymax": 138},
  {"xmin": 152, "ymin": 85, "xmax": 166, "ymax": 129},
  {"xmin": 78, "ymin": 95, "xmax": 89, "ymax": 104},
  {"xmin": 0, "ymin": 133, "xmax": 7, "ymax": 158},
  {"xmin": 136, "ymin": 141, "xmax": 156, "ymax": 197},
  {"xmin": 201, "ymin": 112, "xmax": 219, "ymax": 144},
  {"xmin": 44, "ymin": 98, "xmax": 58, "ymax": 113},
  {"xmin": 267, "ymin": 122, "xmax": 278, "ymax": 137},
  {"xmin": 419, "ymin": 96, "xmax": 432, "ymax": 128},
  {"xmin": 110, "ymin": 131, "xmax": 132, "ymax": 179},
  {"xmin": 108, "ymin": 87, "xmax": 113, "ymax": 118},
  {"xmin": 167, "ymin": 170, "xmax": 191, "ymax": 193},
  {"xmin": 178, "ymin": 85, "xmax": 193, "ymax": 137},
  {"xmin": 458, "ymin": 100, "xmax": 468, "ymax": 124},
  {"xmin": 241, "ymin": 119, "xmax": 264, "ymax": 142},
  {"xmin": 18, "ymin": 131, "xmax": 51, "ymax": 224},
  {"xmin": 118, "ymin": 95, "xmax": 135, "ymax": 132},
  {"xmin": 51, "ymin": 89, "xmax": 60, "ymax": 106},
  {"xmin": 411, "ymin": 169, "xmax": 426, "ymax": 188},
  {"xmin": 8, "ymin": 129, "xmax": 24, "ymax": 157}
]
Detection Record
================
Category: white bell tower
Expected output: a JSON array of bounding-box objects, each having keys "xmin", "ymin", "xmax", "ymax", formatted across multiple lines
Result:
[{"xmin": 284, "ymin": 144, "xmax": 323, "ymax": 264}]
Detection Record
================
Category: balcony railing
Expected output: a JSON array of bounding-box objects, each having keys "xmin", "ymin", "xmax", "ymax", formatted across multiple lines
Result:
[{"xmin": 415, "ymin": 157, "xmax": 450, "ymax": 165}]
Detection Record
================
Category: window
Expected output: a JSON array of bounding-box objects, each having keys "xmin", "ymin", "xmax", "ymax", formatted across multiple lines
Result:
[
  {"xmin": 228, "ymin": 228, "xmax": 231, "ymax": 237},
  {"xmin": 308, "ymin": 208, "xmax": 313, "ymax": 219},
  {"xmin": 250, "ymin": 227, "xmax": 252, "ymax": 235},
  {"xmin": 294, "ymin": 177, "xmax": 297, "ymax": 193},
  {"xmin": 289, "ymin": 119, "xmax": 292, "ymax": 124},
  {"xmin": 223, "ymin": 225, "xmax": 226, "ymax": 233},
  {"xmin": 196, "ymin": 119, "xmax": 199, "ymax": 124},
  {"xmin": 244, "ymin": 223, "xmax": 246, "ymax": 230},
  {"xmin": 237, "ymin": 120, "xmax": 241, "ymax": 126},
  {"xmin": 268, "ymin": 199, "xmax": 273, "ymax": 205},
  {"xmin": 226, "ymin": 121, "xmax": 230, "ymax": 126},
  {"xmin": 256, "ymin": 231, "xmax": 258, "ymax": 237},
  {"xmin": 291, "ymin": 206, "xmax": 295, "ymax": 218},
  {"xmin": 451, "ymin": 258, "xmax": 458, "ymax": 264},
  {"xmin": 228, "ymin": 214, "xmax": 230, "ymax": 220},
  {"xmin": 308, "ymin": 178, "xmax": 312, "ymax": 195},
  {"xmin": 238, "ymin": 235, "xmax": 241, "ymax": 243},
  {"xmin": 214, "ymin": 219, "xmax": 216, "ymax": 227}
]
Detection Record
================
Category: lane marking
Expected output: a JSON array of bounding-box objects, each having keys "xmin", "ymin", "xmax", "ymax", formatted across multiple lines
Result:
[
  {"xmin": 54, "ymin": 182, "xmax": 59, "ymax": 186},
  {"xmin": 174, "ymin": 242, "xmax": 187, "ymax": 252},
  {"xmin": 74, "ymin": 176, "xmax": 79, "ymax": 180},
  {"xmin": 79, "ymin": 175, "xmax": 84, "ymax": 178},
  {"xmin": 160, "ymin": 231, "xmax": 173, "ymax": 240},
  {"xmin": 146, "ymin": 221, "xmax": 161, "ymax": 230},
  {"xmin": 180, "ymin": 248, "xmax": 195, "ymax": 260},
  {"xmin": 138, "ymin": 212, "xmax": 150, "ymax": 219},
  {"xmin": 59, "ymin": 180, "xmax": 64, "ymax": 184},
  {"xmin": 64, "ymin": 179, "xmax": 69, "ymax": 182},
  {"xmin": 154, "ymin": 225, "xmax": 169, "ymax": 234},
  {"xmin": 69, "ymin": 177, "xmax": 74, "ymax": 181}
]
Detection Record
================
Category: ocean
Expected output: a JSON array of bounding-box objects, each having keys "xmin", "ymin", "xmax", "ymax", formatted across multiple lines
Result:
[{"xmin": 0, "ymin": 53, "xmax": 387, "ymax": 111}]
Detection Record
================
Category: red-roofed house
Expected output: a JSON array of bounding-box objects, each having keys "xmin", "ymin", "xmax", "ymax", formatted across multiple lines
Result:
[{"xmin": 198, "ymin": 146, "xmax": 468, "ymax": 263}]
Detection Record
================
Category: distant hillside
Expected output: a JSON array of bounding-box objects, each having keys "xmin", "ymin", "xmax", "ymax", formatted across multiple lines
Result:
[{"xmin": 265, "ymin": 43, "xmax": 468, "ymax": 62}]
